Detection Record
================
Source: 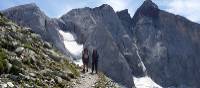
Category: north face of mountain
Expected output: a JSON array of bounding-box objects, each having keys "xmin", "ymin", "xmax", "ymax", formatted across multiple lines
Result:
[
  {"xmin": 61, "ymin": 4, "xmax": 141, "ymax": 87},
  {"xmin": 1, "ymin": 3, "xmax": 69, "ymax": 56},
  {"xmin": 132, "ymin": 0, "xmax": 200, "ymax": 87}
]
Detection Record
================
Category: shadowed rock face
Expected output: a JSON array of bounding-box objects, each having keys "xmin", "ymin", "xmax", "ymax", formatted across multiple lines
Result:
[
  {"xmin": 131, "ymin": 0, "xmax": 200, "ymax": 87},
  {"xmin": 1, "ymin": 3, "xmax": 70, "ymax": 56},
  {"xmin": 85, "ymin": 25, "xmax": 134, "ymax": 88},
  {"xmin": 116, "ymin": 9, "xmax": 133, "ymax": 38},
  {"xmin": 61, "ymin": 4, "xmax": 139, "ymax": 87}
]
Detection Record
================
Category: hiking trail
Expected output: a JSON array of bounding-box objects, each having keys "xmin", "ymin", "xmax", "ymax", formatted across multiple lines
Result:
[{"xmin": 71, "ymin": 69, "xmax": 99, "ymax": 88}]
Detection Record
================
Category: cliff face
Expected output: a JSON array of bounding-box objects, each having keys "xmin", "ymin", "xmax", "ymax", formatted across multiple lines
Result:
[{"xmin": 131, "ymin": 0, "xmax": 200, "ymax": 87}]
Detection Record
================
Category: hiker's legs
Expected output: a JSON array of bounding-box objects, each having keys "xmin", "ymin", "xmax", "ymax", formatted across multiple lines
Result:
[
  {"xmin": 95, "ymin": 62, "xmax": 98, "ymax": 73},
  {"xmin": 86, "ymin": 63, "xmax": 88, "ymax": 72},
  {"xmin": 83, "ymin": 63, "xmax": 85, "ymax": 72},
  {"xmin": 92, "ymin": 62, "xmax": 95, "ymax": 73}
]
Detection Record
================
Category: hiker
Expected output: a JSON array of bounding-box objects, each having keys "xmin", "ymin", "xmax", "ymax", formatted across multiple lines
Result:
[
  {"xmin": 82, "ymin": 48, "xmax": 89, "ymax": 72},
  {"xmin": 92, "ymin": 49, "xmax": 99, "ymax": 74}
]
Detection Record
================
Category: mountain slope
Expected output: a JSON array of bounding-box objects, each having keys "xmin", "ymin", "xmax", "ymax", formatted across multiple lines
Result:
[
  {"xmin": 0, "ymin": 13, "xmax": 79, "ymax": 87},
  {"xmin": 1, "ymin": 3, "xmax": 70, "ymax": 56}
]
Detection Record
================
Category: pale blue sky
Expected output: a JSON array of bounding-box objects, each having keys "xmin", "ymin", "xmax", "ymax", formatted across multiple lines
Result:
[{"xmin": 0, "ymin": 0, "xmax": 199, "ymax": 23}]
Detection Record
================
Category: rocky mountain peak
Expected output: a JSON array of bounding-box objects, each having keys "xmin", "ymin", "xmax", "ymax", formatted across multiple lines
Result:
[
  {"xmin": 117, "ymin": 9, "xmax": 131, "ymax": 19},
  {"xmin": 93, "ymin": 4, "xmax": 114, "ymax": 12},
  {"xmin": 4, "ymin": 3, "xmax": 39, "ymax": 12},
  {"xmin": 98, "ymin": 4, "xmax": 112, "ymax": 9},
  {"xmin": 138, "ymin": 0, "xmax": 159, "ymax": 16},
  {"xmin": 132, "ymin": 0, "xmax": 159, "ymax": 25}
]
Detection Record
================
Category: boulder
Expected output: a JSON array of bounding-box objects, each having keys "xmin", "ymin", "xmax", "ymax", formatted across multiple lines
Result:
[
  {"xmin": 15, "ymin": 47, "xmax": 24, "ymax": 55},
  {"xmin": 55, "ymin": 76, "xmax": 62, "ymax": 84},
  {"xmin": 7, "ymin": 82, "xmax": 14, "ymax": 87}
]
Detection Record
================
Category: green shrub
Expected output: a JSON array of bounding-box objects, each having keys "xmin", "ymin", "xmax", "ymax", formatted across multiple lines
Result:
[
  {"xmin": 23, "ymin": 43, "xmax": 34, "ymax": 50},
  {"xmin": 0, "ymin": 48, "xmax": 7, "ymax": 74},
  {"xmin": 10, "ymin": 65, "xmax": 21, "ymax": 75},
  {"xmin": 64, "ymin": 60, "xmax": 80, "ymax": 77}
]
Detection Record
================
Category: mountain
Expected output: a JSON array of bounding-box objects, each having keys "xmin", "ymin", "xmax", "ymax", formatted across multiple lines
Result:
[
  {"xmin": 60, "ymin": 4, "xmax": 138, "ymax": 87},
  {"xmin": 1, "ymin": 3, "xmax": 70, "ymax": 56},
  {"xmin": 131, "ymin": 0, "xmax": 200, "ymax": 87},
  {"xmin": 2, "ymin": 0, "xmax": 200, "ymax": 87}
]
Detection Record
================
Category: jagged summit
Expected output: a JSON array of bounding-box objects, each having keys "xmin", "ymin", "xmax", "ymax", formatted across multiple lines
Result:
[
  {"xmin": 132, "ymin": 0, "xmax": 159, "ymax": 25},
  {"xmin": 135, "ymin": 0, "xmax": 158, "ymax": 17},
  {"xmin": 3, "ymin": 3, "xmax": 39, "ymax": 12},
  {"xmin": 143, "ymin": 0, "xmax": 158, "ymax": 8},
  {"xmin": 93, "ymin": 4, "xmax": 114, "ymax": 12},
  {"xmin": 117, "ymin": 9, "xmax": 129, "ymax": 14},
  {"xmin": 98, "ymin": 4, "xmax": 112, "ymax": 9}
]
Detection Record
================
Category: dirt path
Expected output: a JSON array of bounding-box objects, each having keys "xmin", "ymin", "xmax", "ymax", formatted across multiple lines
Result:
[{"xmin": 71, "ymin": 69, "xmax": 99, "ymax": 88}]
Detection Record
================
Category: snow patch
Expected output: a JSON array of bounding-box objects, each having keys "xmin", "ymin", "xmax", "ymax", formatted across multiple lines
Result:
[
  {"xmin": 134, "ymin": 76, "xmax": 163, "ymax": 88},
  {"xmin": 73, "ymin": 59, "xmax": 83, "ymax": 67},
  {"xmin": 58, "ymin": 30, "xmax": 83, "ymax": 57}
]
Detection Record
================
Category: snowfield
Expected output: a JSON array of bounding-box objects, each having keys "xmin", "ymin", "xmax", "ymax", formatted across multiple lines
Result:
[
  {"xmin": 134, "ymin": 76, "xmax": 163, "ymax": 88},
  {"xmin": 59, "ymin": 30, "xmax": 83, "ymax": 66},
  {"xmin": 59, "ymin": 30, "xmax": 83, "ymax": 56}
]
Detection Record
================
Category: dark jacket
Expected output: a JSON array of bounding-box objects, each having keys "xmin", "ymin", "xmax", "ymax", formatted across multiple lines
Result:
[{"xmin": 92, "ymin": 50, "xmax": 99, "ymax": 63}]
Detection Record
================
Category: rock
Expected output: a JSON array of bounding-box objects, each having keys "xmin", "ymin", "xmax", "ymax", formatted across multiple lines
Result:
[
  {"xmin": 8, "ymin": 75, "xmax": 20, "ymax": 81},
  {"xmin": 0, "ymin": 83, "xmax": 7, "ymax": 88},
  {"xmin": 24, "ymin": 84, "xmax": 31, "ymax": 88},
  {"xmin": 55, "ymin": 76, "xmax": 62, "ymax": 84},
  {"xmin": 46, "ymin": 49, "xmax": 64, "ymax": 62},
  {"xmin": 11, "ymin": 25, "xmax": 17, "ymax": 31},
  {"xmin": 60, "ymin": 74, "xmax": 70, "ymax": 81},
  {"xmin": 29, "ymin": 73, "xmax": 36, "ymax": 77},
  {"xmin": 44, "ymin": 42, "xmax": 52, "ymax": 49},
  {"xmin": 25, "ymin": 75, "xmax": 30, "ymax": 80},
  {"xmin": 91, "ymin": 84, "xmax": 95, "ymax": 87},
  {"xmin": 50, "ymin": 78, "xmax": 55, "ymax": 84},
  {"xmin": 5, "ymin": 60, "xmax": 12, "ymax": 73},
  {"xmin": 11, "ymin": 41, "xmax": 18, "ymax": 47},
  {"xmin": 15, "ymin": 47, "xmax": 24, "ymax": 55},
  {"xmin": 7, "ymin": 82, "xmax": 14, "ymax": 87}
]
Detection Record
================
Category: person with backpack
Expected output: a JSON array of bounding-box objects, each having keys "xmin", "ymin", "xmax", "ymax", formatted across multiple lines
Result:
[
  {"xmin": 92, "ymin": 49, "xmax": 99, "ymax": 74},
  {"xmin": 82, "ymin": 48, "xmax": 89, "ymax": 73}
]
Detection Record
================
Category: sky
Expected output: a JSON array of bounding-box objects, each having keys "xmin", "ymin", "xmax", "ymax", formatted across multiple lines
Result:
[{"xmin": 0, "ymin": 0, "xmax": 200, "ymax": 23}]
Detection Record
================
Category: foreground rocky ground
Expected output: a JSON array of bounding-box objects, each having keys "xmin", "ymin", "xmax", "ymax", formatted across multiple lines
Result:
[{"xmin": 0, "ymin": 13, "xmax": 81, "ymax": 87}]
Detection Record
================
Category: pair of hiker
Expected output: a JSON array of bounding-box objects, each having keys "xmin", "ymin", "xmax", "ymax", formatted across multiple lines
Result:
[{"xmin": 82, "ymin": 48, "xmax": 99, "ymax": 74}]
